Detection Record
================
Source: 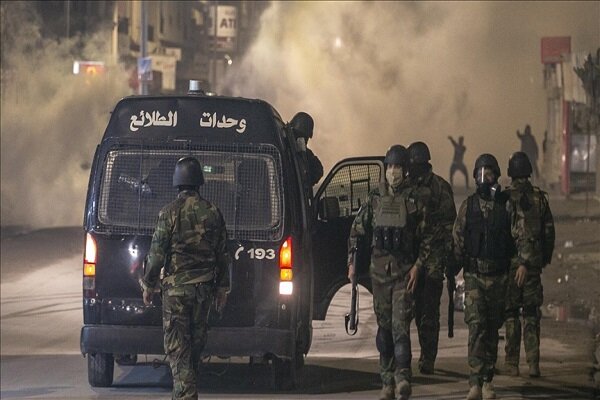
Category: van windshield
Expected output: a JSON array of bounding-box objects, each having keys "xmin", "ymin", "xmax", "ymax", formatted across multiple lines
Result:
[{"xmin": 96, "ymin": 143, "xmax": 284, "ymax": 241}]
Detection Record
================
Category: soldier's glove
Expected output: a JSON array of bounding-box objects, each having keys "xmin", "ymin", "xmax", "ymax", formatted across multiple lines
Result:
[{"xmin": 215, "ymin": 287, "xmax": 229, "ymax": 313}]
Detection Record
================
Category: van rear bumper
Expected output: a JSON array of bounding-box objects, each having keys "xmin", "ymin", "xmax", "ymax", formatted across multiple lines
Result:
[{"xmin": 80, "ymin": 325, "xmax": 295, "ymax": 358}]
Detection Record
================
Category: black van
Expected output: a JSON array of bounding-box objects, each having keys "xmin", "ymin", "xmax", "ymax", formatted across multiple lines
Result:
[{"xmin": 80, "ymin": 90, "xmax": 384, "ymax": 389}]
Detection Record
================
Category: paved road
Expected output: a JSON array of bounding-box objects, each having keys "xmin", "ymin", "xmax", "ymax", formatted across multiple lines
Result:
[{"xmin": 0, "ymin": 227, "xmax": 595, "ymax": 399}]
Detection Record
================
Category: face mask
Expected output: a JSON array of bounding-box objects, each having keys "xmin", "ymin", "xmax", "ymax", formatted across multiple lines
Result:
[{"xmin": 386, "ymin": 166, "xmax": 404, "ymax": 188}]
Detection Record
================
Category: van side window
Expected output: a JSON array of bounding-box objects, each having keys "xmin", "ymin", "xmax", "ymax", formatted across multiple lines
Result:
[{"xmin": 318, "ymin": 164, "xmax": 380, "ymax": 217}]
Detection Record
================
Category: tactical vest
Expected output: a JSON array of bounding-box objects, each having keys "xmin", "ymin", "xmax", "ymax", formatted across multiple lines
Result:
[
  {"xmin": 465, "ymin": 193, "xmax": 513, "ymax": 268},
  {"xmin": 372, "ymin": 188, "xmax": 419, "ymax": 265},
  {"xmin": 508, "ymin": 184, "xmax": 548, "ymax": 267}
]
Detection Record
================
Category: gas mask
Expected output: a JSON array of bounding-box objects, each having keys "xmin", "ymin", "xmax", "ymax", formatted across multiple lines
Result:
[
  {"xmin": 386, "ymin": 165, "xmax": 404, "ymax": 189},
  {"xmin": 475, "ymin": 167, "xmax": 501, "ymax": 199}
]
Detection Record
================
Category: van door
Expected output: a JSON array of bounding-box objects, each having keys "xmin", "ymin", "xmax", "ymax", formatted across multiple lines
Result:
[{"xmin": 311, "ymin": 157, "xmax": 384, "ymax": 320}]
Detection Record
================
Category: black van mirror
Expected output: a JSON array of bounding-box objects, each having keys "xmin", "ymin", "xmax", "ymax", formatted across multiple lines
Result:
[{"xmin": 318, "ymin": 196, "xmax": 340, "ymax": 220}]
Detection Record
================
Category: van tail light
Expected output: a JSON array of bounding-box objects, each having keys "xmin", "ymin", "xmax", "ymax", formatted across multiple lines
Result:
[
  {"xmin": 279, "ymin": 237, "xmax": 293, "ymax": 295},
  {"xmin": 83, "ymin": 233, "xmax": 96, "ymax": 297}
]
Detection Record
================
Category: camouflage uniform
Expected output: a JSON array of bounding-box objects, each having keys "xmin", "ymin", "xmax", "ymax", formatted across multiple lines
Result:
[
  {"xmin": 410, "ymin": 170, "xmax": 456, "ymax": 372},
  {"xmin": 453, "ymin": 192, "xmax": 516, "ymax": 387},
  {"xmin": 142, "ymin": 190, "xmax": 230, "ymax": 400},
  {"xmin": 349, "ymin": 181, "xmax": 430, "ymax": 389},
  {"xmin": 504, "ymin": 178, "xmax": 555, "ymax": 371}
]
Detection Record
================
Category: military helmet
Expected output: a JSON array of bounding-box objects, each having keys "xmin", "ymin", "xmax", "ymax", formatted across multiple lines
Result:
[
  {"xmin": 173, "ymin": 157, "xmax": 204, "ymax": 187},
  {"xmin": 290, "ymin": 112, "xmax": 314, "ymax": 139},
  {"xmin": 384, "ymin": 144, "xmax": 408, "ymax": 166},
  {"xmin": 408, "ymin": 141, "xmax": 431, "ymax": 164},
  {"xmin": 473, "ymin": 153, "xmax": 501, "ymax": 179},
  {"xmin": 507, "ymin": 151, "xmax": 532, "ymax": 178}
]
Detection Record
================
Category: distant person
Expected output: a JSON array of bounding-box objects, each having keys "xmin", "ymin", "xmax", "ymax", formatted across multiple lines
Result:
[
  {"xmin": 141, "ymin": 157, "xmax": 230, "ymax": 400},
  {"xmin": 503, "ymin": 152, "xmax": 555, "ymax": 379},
  {"xmin": 516, "ymin": 125, "xmax": 540, "ymax": 179},
  {"xmin": 289, "ymin": 112, "xmax": 323, "ymax": 188},
  {"xmin": 448, "ymin": 135, "xmax": 469, "ymax": 189}
]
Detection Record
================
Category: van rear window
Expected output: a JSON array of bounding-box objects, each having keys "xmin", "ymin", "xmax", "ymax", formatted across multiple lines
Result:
[{"xmin": 96, "ymin": 143, "xmax": 283, "ymax": 241}]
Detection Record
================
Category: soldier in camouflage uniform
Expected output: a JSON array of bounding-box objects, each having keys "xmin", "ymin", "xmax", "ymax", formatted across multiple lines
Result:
[
  {"xmin": 141, "ymin": 157, "xmax": 230, "ymax": 400},
  {"xmin": 453, "ymin": 154, "xmax": 517, "ymax": 400},
  {"xmin": 407, "ymin": 141, "xmax": 457, "ymax": 375},
  {"xmin": 503, "ymin": 151, "xmax": 555, "ymax": 378},
  {"xmin": 348, "ymin": 145, "xmax": 431, "ymax": 400}
]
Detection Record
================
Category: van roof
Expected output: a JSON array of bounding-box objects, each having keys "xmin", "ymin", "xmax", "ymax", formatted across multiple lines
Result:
[{"xmin": 102, "ymin": 95, "xmax": 285, "ymax": 144}]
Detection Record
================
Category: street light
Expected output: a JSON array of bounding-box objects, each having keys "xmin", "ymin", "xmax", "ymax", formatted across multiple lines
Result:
[{"xmin": 224, "ymin": 54, "xmax": 233, "ymax": 66}]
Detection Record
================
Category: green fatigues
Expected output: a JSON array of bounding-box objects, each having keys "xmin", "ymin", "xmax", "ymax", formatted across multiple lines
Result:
[
  {"xmin": 349, "ymin": 182, "xmax": 430, "ymax": 387},
  {"xmin": 453, "ymin": 193, "xmax": 516, "ymax": 387},
  {"xmin": 410, "ymin": 171, "xmax": 456, "ymax": 368},
  {"xmin": 504, "ymin": 179, "xmax": 555, "ymax": 368},
  {"xmin": 142, "ymin": 190, "xmax": 230, "ymax": 400}
]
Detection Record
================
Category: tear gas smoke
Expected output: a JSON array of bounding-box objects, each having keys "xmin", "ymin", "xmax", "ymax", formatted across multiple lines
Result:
[
  {"xmin": 223, "ymin": 1, "xmax": 599, "ymax": 182},
  {"xmin": 1, "ymin": 2, "xmax": 131, "ymax": 228}
]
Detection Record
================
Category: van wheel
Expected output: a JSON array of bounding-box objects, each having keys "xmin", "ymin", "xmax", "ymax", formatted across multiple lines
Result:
[
  {"xmin": 87, "ymin": 352, "xmax": 114, "ymax": 387},
  {"xmin": 271, "ymin": 351, "xmax": 302, "ymax": 391}
]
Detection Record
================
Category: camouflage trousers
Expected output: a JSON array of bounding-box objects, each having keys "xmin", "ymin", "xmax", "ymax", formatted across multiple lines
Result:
[
  {"xmin": 414, "ymin": 269, "xmax": 444, "ymax": 366},
  {"xmin": 162, "ymin": 283, "xmax": 213, "ymax": 400},
  {"xmin": 463, "ymin": 272, "xmax": 507, "ymax": 387},
  {"xmin": 504, "ymin": 270, "xmax": 543, "ymax": 367},
  {"xmin": 372, "ymin": 274, "xmax": 414, "ymax": 386}
]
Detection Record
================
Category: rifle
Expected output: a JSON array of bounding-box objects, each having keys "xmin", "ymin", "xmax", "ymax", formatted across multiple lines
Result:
[
  {"xmin": 446, "ymin": 267, "xmax": 455, "ymax": 338},
  {"xmin": 345, "ymin": 249, "xmax": 359, "ymax": 336}
]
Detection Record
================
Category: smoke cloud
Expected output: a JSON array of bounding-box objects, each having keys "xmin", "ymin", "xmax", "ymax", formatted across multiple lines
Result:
[
  {"xmin": 224, "ymin": 1, "xmax": 599, "ymax": 182},
  {"xmin": 1, "ymin": 2, "xmax": 131, "ymax": 228}
]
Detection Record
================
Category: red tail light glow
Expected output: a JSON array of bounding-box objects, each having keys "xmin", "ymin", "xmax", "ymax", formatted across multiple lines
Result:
[{"xmin": 84, "ymin": 233, "xmax": 96, "ymax": 277}]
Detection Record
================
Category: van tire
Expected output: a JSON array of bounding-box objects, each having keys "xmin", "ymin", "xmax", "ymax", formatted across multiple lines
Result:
[
  {"xmin": 271, "ymin": 349, "xmax": 303, "ymax": 391},
  {"xmin": 87, "ymin": 352, "xmax": 114, "ymax": 387}
]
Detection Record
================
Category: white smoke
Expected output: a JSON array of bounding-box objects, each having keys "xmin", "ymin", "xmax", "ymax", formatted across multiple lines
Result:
[
  {"xmin": 1, "ymin": 2, "xmax": 132, "ymax": 228},
  {"xmin": 224, "ymin": 1, "xmax": 600, "ymax": 182}
]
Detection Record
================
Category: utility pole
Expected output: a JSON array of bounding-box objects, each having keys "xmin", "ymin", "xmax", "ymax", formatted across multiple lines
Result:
[{"xmin": 140, "ymin": 1, "xmax": 149, "ymax": 95}]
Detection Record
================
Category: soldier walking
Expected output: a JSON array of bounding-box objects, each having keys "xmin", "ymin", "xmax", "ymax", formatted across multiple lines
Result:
[
  {"xmin": 407, "ymin": 141, "xmax": 457, "ymax": 375},
  {"xmin": 453, "ymin": 154, "xmax": 517, "ymax": 400},
  {"xmin": 503, "ymin": 151, "xmax": 555, "ymax": 378},
  {"xmin": 347, "ymin": 145, "xmax": 431, "ymax": 400},
  {"xmin": 141, "ymin": 157, "xmax": 231, "ymax": 400}
]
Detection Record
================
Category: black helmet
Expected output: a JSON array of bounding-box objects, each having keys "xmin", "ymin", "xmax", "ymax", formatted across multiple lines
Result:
[
  {"xmin": 408, "ymin": 141, "xmax": 431, "ymax": 164},
  {"xmin": 507, "ymin": 151, "xmax": 532, "ymax": 178},
  {"xmin": 290, "ymin": 112, "xmax": 314, "ymax": 139},
  {"xmin": 384, "ymin": 144, "xmax": 408, "ymax": 166},
  {"xmin": 473, "ymin": 153, "xmax": 501, "ymax": 179},
  {"xmin": 173, "ymin": 157, "xmax": 204, "ymax": 187}
]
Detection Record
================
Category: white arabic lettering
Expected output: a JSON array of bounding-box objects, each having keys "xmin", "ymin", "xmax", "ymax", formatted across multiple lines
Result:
[
  {"xmin": 129, "ymin": 110, "xmax": 178, "ymax": 132},
  {"xmin": 199, "ymin": 112, "xmax": 247, "ymax": 134}
]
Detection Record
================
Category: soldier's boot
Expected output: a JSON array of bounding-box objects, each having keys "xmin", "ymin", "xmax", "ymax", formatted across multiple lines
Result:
[
  {"xmin": 395, "ymin": 380, "xmax": 411, "ymax": 400},
  {"xmin": 528, "ymin": 363, "xmax": 541, "ymax": 378},
  {"xmin": 503, "ymin": 363, "xmax": 519, "ymax": 377},
  {"xmin": 466, "ymin": 385, "xmax": 482, "ymax": 400},
  {"xmin": 378, "ymin": 384, "xmax": 395, "ymax": 400},
  {"xmin": 482, "ymin": 382, "xmax": 496, "ymax": 399},
  {"xmin": 418, "ymin": 359, "xmax": 434, "ymax": 375}
]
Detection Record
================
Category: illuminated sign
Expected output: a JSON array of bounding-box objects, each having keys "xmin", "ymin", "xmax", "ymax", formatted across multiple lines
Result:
[{"xmin": 73, "ymin": 61, "xmax": 106, "ymax": 75}]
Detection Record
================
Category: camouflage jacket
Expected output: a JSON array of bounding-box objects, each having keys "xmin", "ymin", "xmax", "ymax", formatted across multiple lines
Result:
[
  {"xmin": 410, "ymin": 171, "xmax": 457, "ymax": 279},
  {"xmin": 506, "ymin": 178, "xmax": 555, "ymax": 274},
  {"xmin": 141, "ymin": 190, "xmax": 230, "ymax": 291},
  {"xmin": 348, "ymin": 181, "xmax": 431, "ymax": 284},
  {"xmin": 453, "ymin": 192, "xmax": 517, "ymax": 275}
]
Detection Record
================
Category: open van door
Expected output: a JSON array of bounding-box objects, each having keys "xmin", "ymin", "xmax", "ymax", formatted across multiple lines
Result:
[{"xmin": 312, "ymin": 157, "xmax": 385, "ymax": 319}]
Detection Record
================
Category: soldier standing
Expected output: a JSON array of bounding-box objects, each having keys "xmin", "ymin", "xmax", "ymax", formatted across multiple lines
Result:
[
  {"xmin": 347, "ymin": 145, "xmax": 431, "ymax": 400},
  {"xmin": 503, "ymin": 151, "xmax": 555, "ymax": 378},
  {"xmin": 407, "ymin": 141, "xmax": 457, "ymax": 375},
  {"xmin": 448, "ymin": 135, "xmax": 469, "ymax": 189},
  {"xmin": 141, "ymin": 157, "xmax": 230, "ymax": 400},
  {"xmin": 453, "ymin": 154, "xmax": 516, "ymax": 400},
  {"xmin": 289, "ymin": 112, "xmax": 324, "ymax": 188}
]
